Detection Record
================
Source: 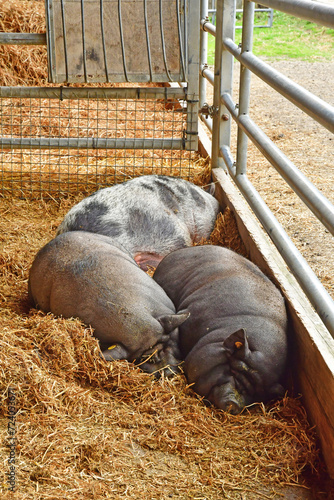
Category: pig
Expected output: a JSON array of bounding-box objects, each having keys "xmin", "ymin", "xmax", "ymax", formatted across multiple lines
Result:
[
  {"xmin": 153, "ymin": 245, "xmax": 288, "ymax": 413},
  {"xmin": 56, "ymin": 175, "xmax": 220, "ymax": 271},
  {"xmin": 28, "ymin": 231, "xmax": 189, "ymax": 376}
]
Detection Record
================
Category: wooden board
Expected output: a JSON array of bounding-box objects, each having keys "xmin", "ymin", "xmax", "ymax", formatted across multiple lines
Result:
[
  {"xmin": 197, "ymin": 121, "xmax": 334, "ymax": 478},
  {"xmin": 47, "ymin": 0, "xmax": 185, "ymax": 83}
]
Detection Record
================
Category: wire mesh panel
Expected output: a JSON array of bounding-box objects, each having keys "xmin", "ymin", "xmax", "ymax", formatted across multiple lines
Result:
[
  {"xmin": 0, "ymin": 0, "xmax": 200, "ymax": 198},
  {"xmin": 0, "ymin": 87, "xmax": 200, "ymax": 198}
]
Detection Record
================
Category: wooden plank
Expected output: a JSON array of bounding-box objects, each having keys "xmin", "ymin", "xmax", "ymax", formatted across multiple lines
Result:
[
  {"xmin": 212, "ymin": 166, "xmax": 334, "ymax": 478},
  {"xmin": 197, "ymin": 122, "xmax": 334, "ymax": 478},
  {"xmin": 49, "ymin": 0, "xmax": 183, "ymax": 83},
  {"xmin": 197, "ymin": 120, "xmax": 212, "ymax": 159}
]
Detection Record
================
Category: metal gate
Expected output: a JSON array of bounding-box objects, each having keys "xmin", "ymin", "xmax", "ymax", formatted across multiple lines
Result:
[
  {"xmin": 199, "ymin": 0, "xmax": 334, "ymax": 338},
  {"xmin": 0, "ymin": 0, "xmax": 200, "ymax": 197}
]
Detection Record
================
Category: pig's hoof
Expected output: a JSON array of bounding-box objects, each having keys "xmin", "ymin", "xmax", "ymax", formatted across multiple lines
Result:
[
  {"xmin": 159, "ymin": 363, "xmax": 182, "ymax": 378},
  {"xmin": 134, "ymin": 252, "xmax": 163, "ymax": 272},
  {"xmin": 140, "ymin": 360, "xmax": 182, "ymax": 378},
  {"xmin": 101, "ymin": 344, "xmax": 129, "ymax": 361}
]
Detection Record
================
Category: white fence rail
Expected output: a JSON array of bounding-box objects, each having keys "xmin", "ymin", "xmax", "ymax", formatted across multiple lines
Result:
[{"xmin": 199, "ymin": 0, "xmax": 334, "ymax": 337}]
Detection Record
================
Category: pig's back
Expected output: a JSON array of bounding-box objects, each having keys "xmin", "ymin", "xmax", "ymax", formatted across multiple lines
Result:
[
  {"xmin": 56, "ymin": 175, "xmax": 220, "ymax": 256},
  {"xmin": 153, "ymin": 245, "xmax": 287, "ymax": 354}
]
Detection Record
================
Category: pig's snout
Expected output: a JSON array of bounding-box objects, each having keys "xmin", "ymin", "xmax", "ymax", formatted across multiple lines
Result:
[
  {"xmin": 138, "ymin": 342, "xmax": 183, "ymax": 378},
  {"xmin": 209, "ymin": 382, "xmax": 246, "ymax": 415}
]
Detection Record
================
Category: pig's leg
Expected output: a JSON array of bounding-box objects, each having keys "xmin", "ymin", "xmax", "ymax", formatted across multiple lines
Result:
[
  {"xmin": 101, "ymin": 344, "xmax": 129, "ymax": 361},
  {"xmin": 138, "ymin": 343, "xmax": 183, "ymax": 378}
]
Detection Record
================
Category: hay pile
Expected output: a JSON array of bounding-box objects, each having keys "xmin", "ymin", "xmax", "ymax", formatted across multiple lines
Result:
[
  {"xmin": 0, "ymin": 196, "xmax": 324, "ymax": 499},
  {"xmin": 0, "ymin": 0, "xmax": 47, "ymax": 86}
]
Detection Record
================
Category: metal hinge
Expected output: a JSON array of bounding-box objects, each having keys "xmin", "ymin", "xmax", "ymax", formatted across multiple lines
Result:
[{"xmin": 199, "ymin": 102, "xmax": 218, "ymax": 119}]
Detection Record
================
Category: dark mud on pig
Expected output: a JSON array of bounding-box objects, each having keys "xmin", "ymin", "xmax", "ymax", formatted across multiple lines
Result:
[
  {"xmin": 153, "ymin": 245, "xmax": 289, "ymax": 413},
  {"xmin": 28, "ymin": 231, "xmax": 189, "ymax": 376},
  {"xmin": 56, "ymin": 175, "xmax": 220, "ymax": 271}
]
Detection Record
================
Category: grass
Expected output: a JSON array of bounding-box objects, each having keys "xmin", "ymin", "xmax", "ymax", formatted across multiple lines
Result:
[{"xmin": 207, "ymin": 10, "xmax": 334, "ymax": 64}]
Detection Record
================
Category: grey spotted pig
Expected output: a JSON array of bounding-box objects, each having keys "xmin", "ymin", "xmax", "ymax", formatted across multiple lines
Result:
[
  {"xmin": 28, "ymin": 231, "xmax": 189, "ymax": 376},
  {"xmin": 153, "ymin": 245, "xmax": 288, "ymax": 413},
  {"xmin": 56, "ymin": 175, "xmax": 220, "ymax": 271}
]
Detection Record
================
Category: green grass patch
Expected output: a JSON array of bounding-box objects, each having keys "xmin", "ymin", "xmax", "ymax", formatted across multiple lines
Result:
[{"xmin": 207, "ymin": 10, "xmax": 334, "ymax": 64}]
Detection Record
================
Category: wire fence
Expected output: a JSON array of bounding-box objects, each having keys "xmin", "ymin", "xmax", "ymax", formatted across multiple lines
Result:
[{"xmin": 0, "ymin": 89, "xmax": 198, "ymax": 198}]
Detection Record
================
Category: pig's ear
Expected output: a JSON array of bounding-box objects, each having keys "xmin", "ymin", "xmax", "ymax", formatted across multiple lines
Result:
[
  {"xmin": 223, "ymin": 329, "xmax": 250, "ymax": 359},
  {"xmin": 158, "ymin": 310, "xmax": 190, "ymax": 333}
]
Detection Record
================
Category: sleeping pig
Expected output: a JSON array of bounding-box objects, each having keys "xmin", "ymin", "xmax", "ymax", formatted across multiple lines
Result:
[
  {"xmin": 153, "ymin": 245, "xmax": 288, "ymax": 413},
  {"xmin": 56, "ymin": 175, "xmax": 220, "ymax": 271},
  {"xmin": 28, "ymin": 231, "xmax": 189, "ymax": 376}
]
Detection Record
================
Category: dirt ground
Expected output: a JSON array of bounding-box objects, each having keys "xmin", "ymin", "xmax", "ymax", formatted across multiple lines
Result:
[{"xmin": 207, "ymin": 58, "xmax": 334, "ymax": 301}]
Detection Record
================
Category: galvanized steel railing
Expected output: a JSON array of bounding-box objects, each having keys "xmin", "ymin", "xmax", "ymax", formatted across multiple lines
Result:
[
  {"xmin": 0, "ymin": 1, "xmax": 200, "ymax": 153},
  {"xmin": 209, "ymin": 0, "xmax": 274, "ymax": 28},
  {"xmin": 199, "ymin": 0, "xmax": 334, "ymax": 338},
  {"xmin": 0, "ymin": 86, "xmax": 187, "ymax": 151}
]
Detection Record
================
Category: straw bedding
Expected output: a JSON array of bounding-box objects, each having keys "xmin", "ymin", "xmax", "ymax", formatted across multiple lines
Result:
[
  {"xmin": 0, "ymin": 0, "xmax": 47, "ymax": 86},
  {"xmin": 0, "ymin": 1, "xmax": 331, "ymax": 498},
  {"xmin": 0, "ymin": 197, "xmax": 324, "ymax": 499}
]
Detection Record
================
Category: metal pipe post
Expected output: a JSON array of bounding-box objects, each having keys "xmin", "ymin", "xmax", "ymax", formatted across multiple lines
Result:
[
  {"xmin": 199, "ymin": 0, "xmax": 209, "ymax": 110},
  {"xmin": 235, "ymin": 0, "xmax": 254, "ymax": 176},
  {"xmin": 211, "ymin": 0, "xmax": 235, "ymax": 170}
]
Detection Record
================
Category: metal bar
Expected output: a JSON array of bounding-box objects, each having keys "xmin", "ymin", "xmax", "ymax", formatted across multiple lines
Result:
[
  {"xmin": 0, "ymin": 86, "xmax": 186, "ymax": 100},
  {"xmin": 220, "ymin": 144, "xmax": 236, "ymax": 176},
  {"xmin": 252, "ymin": 0, "xmax": 334, "ymax": 29},
  {"xmin": 143, "ymin": 0, "xmax": 153, "ymax": 82},
  {"xmin": 118, "ymin": 0, "xmax": 128, "ymax": 81},
  {"xmin": 220, "ymin": 146, "xmax": 334, "ymax": 337},
  {"xmin": 100, "ymin": 0, "xmax": 110, "ymax": 82},
  {"xmin": 183, "ymin": 0, "xmax": 188, "ymax": 79},
  {"xmin": 238, "ymin": 113, "xmax": 334, "ymax": 236},
  {"xmin": 222, "ymin": 91, "xmax": 334, "ymax": 236},
  {"xmin": 200, "ymin": 114, "xmax": 213, "ymax": 132},
  {"xmin": 203, "ymin": 9, "xmax": 273, "ymax": 31},
  {"xmin": 159, "ymin": 0, "xmax": 172, "ymax": 81},
  {"xmin": 219, "ymin": 0, "xmax": 235, "ymax": 154},
  {"xmin": 211, "ymin": 0, "xmax": 235, "ymax": 170},
  {"xmin": 201, "ymin": 66, "xmax": 214, "ymax": 86},
  {"xmin": 80, "ymin": 0, "xmax": 88, "ymax": 83},
  {"xmin": 201, "ymin": 19, "xmax": 216, "ymax": 36},
  {"xmin": 0, "ymin": 33, "xmax": 47, "ymax": 45},
  {"xmin": 184, "ymin": 0, "xmax": 200, "ymax": 151},
  {"xmin": 176, "ymin": 0, "xmax": 186, "ymax": 81},
  {"xmin": 223, "ymin": 37, "xmax": 334, "ymax": 134},
  {"xmin": 45, "ymin": 0, "xmax": 54, "ymax": 83},
  {"xmin": 236, "ymin": 0, "xmax": 254, "ymax": 176},
  {"xmin": 0, "ymin": 137, "xmax": 183, "ymax": 150},
  {"xmin": 211, "ymin": 0, "xmax": 223, "ymax": 168},
  {"xmin": 235, "ymin": 7, "xmax": 274, "ymax": 30},
  {"xmin": 240, "ymin": 8, "xmax": 274, "ymax": 12},
  {"xmin": 199, "ymin": 0, "xmax": 209, "ymax": 109},
  {"xmin": 60, "ymin": 0, "xmax": 69, "ymax": 82}
]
